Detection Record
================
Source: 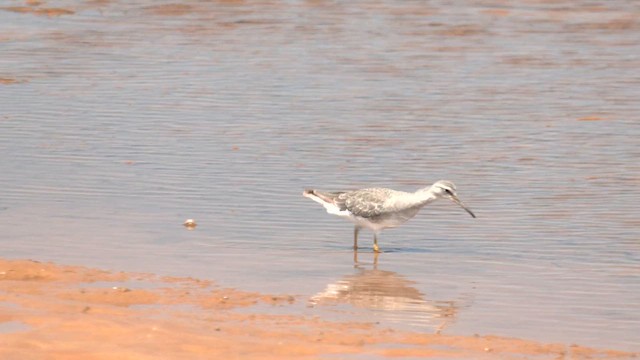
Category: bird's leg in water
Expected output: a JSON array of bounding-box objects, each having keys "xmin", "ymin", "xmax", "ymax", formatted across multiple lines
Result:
[
  {"xmin": 353, "ymin": 226, "xmax": 360, "ymax": 250},
  {"xmin": 373, "ymin": 233, "xmax": 380, "ymax": 253}
]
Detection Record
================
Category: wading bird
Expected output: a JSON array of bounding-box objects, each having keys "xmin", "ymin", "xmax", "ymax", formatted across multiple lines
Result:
[{"xmin": 303, "ymin": 180, "xmax": 476, "ymax": 252}]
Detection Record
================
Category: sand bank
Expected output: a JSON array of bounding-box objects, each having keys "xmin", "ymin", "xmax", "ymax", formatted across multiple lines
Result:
[{"xmin": 0, "ymin": 259, "xmax": 635, "ymax": 359}]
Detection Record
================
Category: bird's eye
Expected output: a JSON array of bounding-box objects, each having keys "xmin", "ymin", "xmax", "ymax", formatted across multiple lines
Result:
[{"xmin": 444, "ymin": 189, "xmax": 453, "ymax": 195}]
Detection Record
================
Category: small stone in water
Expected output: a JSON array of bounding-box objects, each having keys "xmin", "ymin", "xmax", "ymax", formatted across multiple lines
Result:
[{"xmin": 183, "ymin": 219, "xmax": 197, "ymax": 229}]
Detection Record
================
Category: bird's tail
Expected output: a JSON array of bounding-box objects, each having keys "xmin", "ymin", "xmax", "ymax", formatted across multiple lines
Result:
[
  {"xmin": 303, "ymin": 189, "xmax": 343, "ymax": 205},
  {"xmin": 303, "ymin": 189, "xmax": 349, "ymax": 215}
]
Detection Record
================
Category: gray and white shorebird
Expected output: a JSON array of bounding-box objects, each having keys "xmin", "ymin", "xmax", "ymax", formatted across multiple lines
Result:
[{"xmin": 303, "ymin": 180, "xmax": 476, "ymax": 252}]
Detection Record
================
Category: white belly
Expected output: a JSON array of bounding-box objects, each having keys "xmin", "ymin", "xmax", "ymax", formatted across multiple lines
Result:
[{"xmin": 344, "ymin": 207, "xmax": 421, "ymax": 233}]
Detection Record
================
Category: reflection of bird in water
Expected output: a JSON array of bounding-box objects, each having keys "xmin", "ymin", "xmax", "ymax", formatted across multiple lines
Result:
[
  {"xmin": 303, "ymin": 180, "xmax": 476, "ymax": 252},
  {"xmin": 310, "ymin": 253, "xmax": 460, "ymax": 333}
]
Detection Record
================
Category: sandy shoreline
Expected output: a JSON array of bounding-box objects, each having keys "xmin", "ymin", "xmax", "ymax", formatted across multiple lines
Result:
[{"xmin": 0, "ymin": 258, "xmax": 635, "ymax": 359}]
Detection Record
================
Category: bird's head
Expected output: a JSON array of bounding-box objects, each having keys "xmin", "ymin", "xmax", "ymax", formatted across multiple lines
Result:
[{"xmin": 431, "ymin": 180, "xmax": 476, "ymax": 218}]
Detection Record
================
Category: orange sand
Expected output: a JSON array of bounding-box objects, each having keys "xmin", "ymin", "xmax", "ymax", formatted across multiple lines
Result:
[
  {"xmin": 0, "ymin": 259, "xmax": 636, "ymax": 359},
  {"xmin": 0, "ymin": 78, "xmax": 22, "ymax": 85},
  {"xmin": 1, "ymin": 6, "xmax": 74, "ymax": 17}
]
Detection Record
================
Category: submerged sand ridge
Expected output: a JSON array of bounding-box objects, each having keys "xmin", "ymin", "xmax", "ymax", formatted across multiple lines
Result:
[{"xmin": 0, "ymin": 259, "xmax": 635, "ymax": 359}]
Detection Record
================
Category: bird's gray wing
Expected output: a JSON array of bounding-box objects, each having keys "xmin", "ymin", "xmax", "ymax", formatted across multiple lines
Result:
[{"xmin": 336, "ymin": 188, "xmax": 393, "ymax": 218}]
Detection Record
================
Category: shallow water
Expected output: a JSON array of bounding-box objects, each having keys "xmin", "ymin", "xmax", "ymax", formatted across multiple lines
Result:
[{"xmin": 1, "ymin": 0, "xmax": 639, "ymax": 352}]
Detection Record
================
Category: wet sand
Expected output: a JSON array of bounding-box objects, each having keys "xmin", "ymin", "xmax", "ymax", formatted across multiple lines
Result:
[{"xmin": 0, "ymin": 258, "xmax": 635, "ymax": 359}]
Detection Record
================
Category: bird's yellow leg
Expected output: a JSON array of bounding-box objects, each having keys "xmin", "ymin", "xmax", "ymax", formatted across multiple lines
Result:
[{"xmin": 373, "ymin": 233, "xmax": 381, "ymax": 253}]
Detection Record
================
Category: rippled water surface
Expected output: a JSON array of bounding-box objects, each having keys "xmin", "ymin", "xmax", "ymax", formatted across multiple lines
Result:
[{"xmin": 1, "ymin": 0, "xmax": 639, "ymax": 352}]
